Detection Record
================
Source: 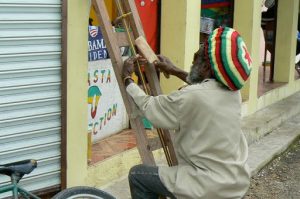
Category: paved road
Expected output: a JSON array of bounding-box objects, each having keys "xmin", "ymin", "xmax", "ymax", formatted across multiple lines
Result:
[{"xmin": 244, "ymin": 138, "xmax": 300, "ymax": 199}]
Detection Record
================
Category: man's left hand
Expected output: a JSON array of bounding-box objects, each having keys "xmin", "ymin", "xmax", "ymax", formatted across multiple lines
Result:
[
  {"xmin": 122, "ymin": 56, "xmax": 137, "ymax": 79},
  {"xmin": 122, "ymin": 55, "xmax": 148, "ymax": 78}
]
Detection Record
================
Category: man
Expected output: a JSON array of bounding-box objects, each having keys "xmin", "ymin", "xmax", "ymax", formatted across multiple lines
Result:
[{"xmin": 122, "ymin": 27, "xmax": 252, "ymax": 199}]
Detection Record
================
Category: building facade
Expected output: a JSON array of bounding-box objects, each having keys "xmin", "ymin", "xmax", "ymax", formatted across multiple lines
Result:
[
  {"xmin": 0, "ymin": 0, "xmax": 299, "ymax": 197},
  {"xmin": 66, "ymin": 0, "xmax": 300, "ymax": 190}
]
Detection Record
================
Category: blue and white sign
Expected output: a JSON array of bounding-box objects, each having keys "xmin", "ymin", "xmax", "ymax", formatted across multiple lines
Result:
[{"xmin": 88, "ymin": 26, "xmax": 109, "ymax": 61}]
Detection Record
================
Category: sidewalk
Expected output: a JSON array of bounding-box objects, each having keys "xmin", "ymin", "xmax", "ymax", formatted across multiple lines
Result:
[
  {"xmin": 102, "ymin": 91, "xmax": 300, "ymax": 199},
  {"xmin": 245, "ymin": 138, "xmax": 300, "ymax": 198}
]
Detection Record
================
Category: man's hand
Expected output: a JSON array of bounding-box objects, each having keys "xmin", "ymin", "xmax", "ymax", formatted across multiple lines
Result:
[
  {"xmin": 122, "ymin": 55, "xmax": 148, "ymax": 78},
  {"xmin": 154, "ymin": 55, "xmax": 177, "ymax": 76},
  {"xmin": 122, "ymin": 56, "xmax": 136, "ymax": 79},
  {"xmin": 122, "ymin": 56, "xmax": 148, "ymax": 86},
  {"xmin": 154, "ymin": 55, "xmax": 189, "ymax": 83}
]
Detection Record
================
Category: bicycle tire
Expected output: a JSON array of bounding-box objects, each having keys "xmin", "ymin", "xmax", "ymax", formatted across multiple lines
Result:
[{"xmin": 52, "ymin": 186, "xmax": 116, "ymax": 199}]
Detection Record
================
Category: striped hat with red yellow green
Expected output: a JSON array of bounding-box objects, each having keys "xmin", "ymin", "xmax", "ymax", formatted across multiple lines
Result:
[{"xmin": 206, "ymin": 27, "xmax": 252, "ymax": 91}]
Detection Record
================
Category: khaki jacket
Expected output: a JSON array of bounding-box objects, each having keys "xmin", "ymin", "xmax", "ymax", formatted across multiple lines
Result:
[{"xmin": 126, "ymin": 79, "xmax": 250, "ymax": 199}]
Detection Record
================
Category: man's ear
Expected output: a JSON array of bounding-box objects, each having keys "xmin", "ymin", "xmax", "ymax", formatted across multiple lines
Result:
[
  {"xmin": 199, "ymin": 63, "xmax": 209, "ymax": 72},
  {"xmin": 199, "ymin": 63, "xmax": 213, "ymax": 77}
]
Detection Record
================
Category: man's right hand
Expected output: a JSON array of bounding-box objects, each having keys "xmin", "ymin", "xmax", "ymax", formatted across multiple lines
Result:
[
  {"xmin": 154, "ymin": 55, "xmax": 177, "ymax": 77},
  {"xmin": 154, "ymin": 55, "xmax": 189, "ymax": 83}
]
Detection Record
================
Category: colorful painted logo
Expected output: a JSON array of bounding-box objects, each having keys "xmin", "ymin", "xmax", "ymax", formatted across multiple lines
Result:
[
  {"xmin": 88, "ymin": 86, "xmax": 102, "ymax": 119},
  {"xmin": 89, "ymin": 26, "xmax": 98, "ymax": 37},
  {"xmin": 88, "ymin": 26, "xmax": 108, "ymax": 61}
]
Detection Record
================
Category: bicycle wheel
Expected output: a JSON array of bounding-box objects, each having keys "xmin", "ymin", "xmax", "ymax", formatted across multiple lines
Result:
[{"xmin": 52, "ymin": 186, "xmax": 116, "ymax": 199}]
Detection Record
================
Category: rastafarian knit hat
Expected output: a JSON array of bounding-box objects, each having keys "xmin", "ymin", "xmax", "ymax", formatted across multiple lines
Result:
[{"xmin": 205, "ymin": 27, "xmax": 252, "ymax": 91}]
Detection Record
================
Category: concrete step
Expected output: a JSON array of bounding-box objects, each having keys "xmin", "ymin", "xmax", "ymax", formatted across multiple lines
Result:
[
  {"xmin": 242, "ymin": 92, "xmax": 300, "ymax": 145},
  {"xmin": 248, "ymin": 113, "xmax": 300, "ymax": 176}
]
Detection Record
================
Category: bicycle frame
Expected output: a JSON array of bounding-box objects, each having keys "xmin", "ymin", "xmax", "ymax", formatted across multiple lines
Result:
[{"xmin": 0, "ymin": 174, "xmax": 41, "ymax": 199}]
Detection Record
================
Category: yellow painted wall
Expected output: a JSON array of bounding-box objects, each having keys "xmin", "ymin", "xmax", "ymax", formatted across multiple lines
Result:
[
  {"xmin": 274, "ymin": 0, "xmax": 298, "ymax": 82},
  {"xmin": 66, "ymin": 0, "xmax": 89, "ymax": 187},
  {"xmin": 86, "ymin": 149, "xmax": 165, "ymax": 188},
  {"xmin": 160, "ymin": 0, "xmax": 200, "ymax": 94},
  {"xmin": 234, "ymin": 0, "xmax": 262, "ymax": 114},
  {"xmin": 66, "ymin": 0, "xmax": 117, "ymax": 187}
]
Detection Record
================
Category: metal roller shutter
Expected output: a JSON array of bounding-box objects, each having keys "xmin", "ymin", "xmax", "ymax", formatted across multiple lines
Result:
[{"xmin": 0, "ymin": 0, "xmax": 62, "ymax": 197}]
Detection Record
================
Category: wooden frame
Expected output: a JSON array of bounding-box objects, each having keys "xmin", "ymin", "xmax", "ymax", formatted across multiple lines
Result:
[
  {"xmin": 92, "ymin": 0, "xmax": 156, "ymax": 165},
  {"xmin": 60, "ymin": 0, "xmax": 68, "ymax": 190},
  {"xmin": 269, "ymin": 0, "xmax": 278, "ymax": 82},
  {"xmin": 122, "ymin": 0, "xmax": 177, "ymax": 164},
  {"xmin": 92, "ymin": 0, "xmax": 177, "ymax": 166}
]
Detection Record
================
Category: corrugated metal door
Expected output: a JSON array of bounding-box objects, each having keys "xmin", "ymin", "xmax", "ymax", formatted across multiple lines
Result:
[{"xmin": 0, "ymin": 0, "xmax": 62, "ymax": 197}]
